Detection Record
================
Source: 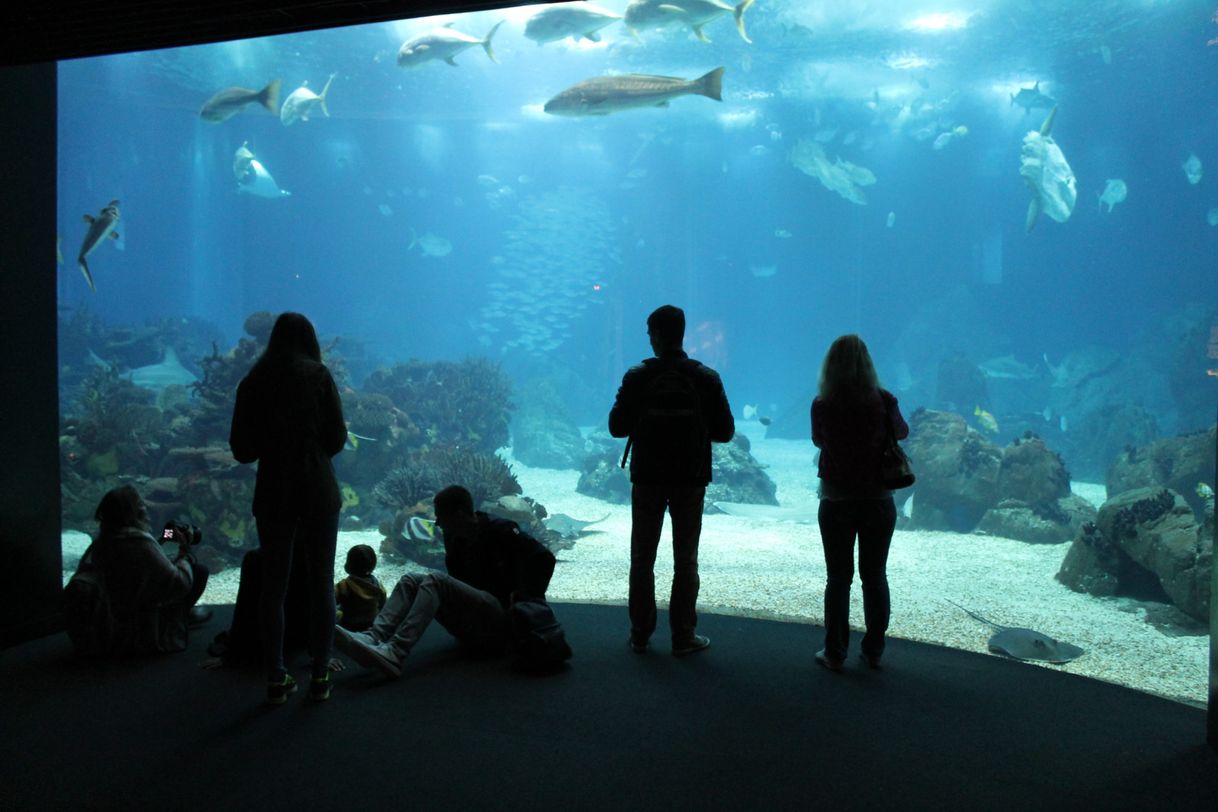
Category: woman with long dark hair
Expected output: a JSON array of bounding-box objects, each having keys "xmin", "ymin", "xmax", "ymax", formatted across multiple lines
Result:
[
  {"xmin": 811, "ymin": 334, "xmax": 909, "ymax": 672},
  {"xmin": 230, "ymin": 312, "xmax": 347, "ymax": 703}
]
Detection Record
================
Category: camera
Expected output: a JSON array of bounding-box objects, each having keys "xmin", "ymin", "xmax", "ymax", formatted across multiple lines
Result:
[{"xmin": 161, "ymin": 519, "xmax": 202, "ymax": 547}]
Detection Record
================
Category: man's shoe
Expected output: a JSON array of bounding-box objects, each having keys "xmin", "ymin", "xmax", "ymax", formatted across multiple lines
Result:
[
  {"xmin": 309, "ymin": 674, "xmax": 332, "ymax": 702},
  {"xmin": 343, "ymin": 635, "xmax": 403, "ymax": 678},
  {"xmin": 266, "ymin": 673, "xmax": 298, "ymax": 705},
  {"xmin": 628, "ymin": 636, "xmax": 649, "ymax": 654},
  {"xmin": 815, "ymin": 649, "xmax": 844, "ymax": 672},
  {"xmin": 672, "ymin": 634, "xmax": 710, "ymax": 657},
  {"xmin": 188, "ymin": 606, "xmax": 213, "ymax": 626},
  {"xmin": 858, "ymin": 651, "xmax": 882, "ymax": 670},
  {"xmin": 334, "ymin": 624, "xmax": 377, "ymax": 652}
]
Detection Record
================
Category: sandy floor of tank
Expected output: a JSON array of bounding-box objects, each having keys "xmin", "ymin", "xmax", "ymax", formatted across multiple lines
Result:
[{"xmin": 85, "ymin": 427, "xmax": 1207, "ymax": 707}]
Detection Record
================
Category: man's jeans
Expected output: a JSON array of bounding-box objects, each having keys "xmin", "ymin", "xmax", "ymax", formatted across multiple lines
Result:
[
  {"xmin": 628, "ymin": 483, "xmax": 706, "ymax": 644},
  {"xmin": 372, "ymin": 572, "xmax": 507, "ymax": 657}
]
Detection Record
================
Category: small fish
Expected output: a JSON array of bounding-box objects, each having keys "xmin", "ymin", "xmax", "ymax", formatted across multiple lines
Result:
[
  {"xmin": 773, "ymin": 228, "xmax": 792, "ymax": 238},
  {"xmin": 525, "ymin": 4, "xmax": 623, "ymax": 45},
  {"xmin": 1009, "ymin": 81, "xmax": 1055, "ymax": 114},
  {"xmin": 77, "ymin": 200, "xmax": 120, "ymax": 292},
  {"xmin": 1183, "ymin": 152, "xmax": 1203, "ymax": 185},
  {"xmin": 544, "ymin": 68, "xmax": 724, "ymax": 116},
  {"xmin": 397, "ymin": 22, "xmax": 504, "ymax": 68},
  {"xmin": 759, "ymin": 416, "xmax": 772, "ymax": 427},
  {"xmin": 280, "ymin": 74, "xmax": 336, "ymax": 126},
  {"xmin": 1197, "ymin": 482, "xmax": 1215, "ymax": 500},
  {"xmin": 743, "ymin": 404, "xmax": 758, "ymax": 420},
  {"xmin": 200, "ymin": 79, "xmax": 281, "ymax": 122},
  {"xmin": 973, "ymin": 405, "xmax": 999, "ymax": 434},
  {"xmin": 345, "ymin": 430, "xmax": 377, "ymax": 451},
  {"xmin": 1097, "ymin": 178, "xmax": 1127, "ymax": 213},
  {"xmin": 886, "ymin": 211, "xmax": 896, "ymax": 228}
]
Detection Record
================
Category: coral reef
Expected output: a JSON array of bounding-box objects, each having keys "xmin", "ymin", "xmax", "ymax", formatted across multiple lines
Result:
[
  {"xmin": 373, "ymin": 446, "xmax": 522, "ymax": 514},
  {"xmin": 1105, "ymin": 424, "xmax": 1217, "ymax": 521},
  {"xmin": 511, "ymin": 377, "xmax": 587, "ymax": 470}
]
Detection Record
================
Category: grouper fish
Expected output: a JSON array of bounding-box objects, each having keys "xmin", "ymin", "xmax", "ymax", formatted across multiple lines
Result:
[
  {"xmin": 544, "ymin": 67, "xmax": 724, "ymax": 116},
  {"xmin": 77, "ymin": 200, "xmax": 120, "ymax": 292},
  {"xmin": 199, "ymin": 79, "xmax": 281, "ymax": 122}
]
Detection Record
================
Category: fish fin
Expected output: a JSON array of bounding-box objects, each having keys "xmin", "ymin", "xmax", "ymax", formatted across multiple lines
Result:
[
  {"xmin": 445, "ymin": 56, "xmax": 458, "ymax": 66},
  {"xmin": 735, "ymin": 0, "xmax": 755, "ymax": 43},
  {"xmin": 1025, "ymin": 198, "xmax": 1042, "ymax": 233},
  {"xmin": 1039, "ymin": 105, "xmax": 1057, "ymax": 137},
  {"xmin": 108, "ymin": 230, "xmax": 119, "ymax": 240},
  {"xmin": 262, "ymin": 78, "xmax": 282, "ymax": 114},
  {"xmin": 482, "ymin": 20, "xmax": 504, "ymax": 63},
  {"xmin": 84, "ymin": 214, "xmax": 95, "ymax": 224},
  {"xmin": 585, "ymin": 31, "xmax": 601, "ymax": 42},
  {"xmin": 629, "ymin": 27, "xmax": 642, "ymax": 42},
  {"xmin": 693, "ymin": 24, "xmax": 712, "ymax": 43},
  {"xmin": 79, "ymin": 260, "xmax": 96, "ymax": 292},
  {"xmin": 698, "ymin": 66, "xmax": 725, "ymax": 101},
  {"xmin": 319, "ymin": 73, "xmax": 336, "ymax": 116},
  {"xmin": 658, "ymin": 4, "xmax": 683, "ymax": 12}
]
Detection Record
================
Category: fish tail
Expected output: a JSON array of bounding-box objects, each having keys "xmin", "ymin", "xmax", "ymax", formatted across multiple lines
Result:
[
  {"xmin": 698, "ymin": 67, "xmax": 726, "ymax": 102},
  {"xmin": 735, "ymin": 0, "xmax": 755, "ymax": 44},
  {"xmin": 320, "ymin": 73, "xmax": 336, "ymax": 117},
  {"xmin": 78, "ymin": 258, "xmax": 96, "ymax": 292},
  {"xmin": 482, "ymin": 20, "xmax": 504, "ymax": 63},
  {"xmin": 261, "ymin": 78, "xmax": 282, "ymax": 114}
]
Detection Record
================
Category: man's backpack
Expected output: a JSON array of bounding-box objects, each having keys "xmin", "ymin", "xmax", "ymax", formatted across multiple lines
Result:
[
  {"xmin": 509, "ymin": 598, "xmax": 572, "ymax": 673},
  {"xmin": 64, "ymin": 546, "xmax": 116, "ymax": 657},
  {"xmin": 621, "ymin": 358, "xmax": 706, "ymax": 471}
]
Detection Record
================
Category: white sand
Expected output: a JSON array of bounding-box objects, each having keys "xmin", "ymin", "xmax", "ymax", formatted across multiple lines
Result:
[{"xmin": 68, "ymin": 427, "xmax": 1208, "ymax": 706}]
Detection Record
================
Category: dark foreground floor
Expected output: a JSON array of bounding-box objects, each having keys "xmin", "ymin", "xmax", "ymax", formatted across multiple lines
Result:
[{"xmin": 2, "ymin": 603, "xmax": 1215, "ymax": 811}]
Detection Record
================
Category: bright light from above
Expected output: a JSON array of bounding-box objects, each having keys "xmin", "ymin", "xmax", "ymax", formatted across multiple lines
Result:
[{"xmin": 905, "ymin": 11, "xmax": 974, "ymax": 32}]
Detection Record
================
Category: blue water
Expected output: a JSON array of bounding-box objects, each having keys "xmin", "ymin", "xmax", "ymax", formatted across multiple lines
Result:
[{"xmin": 56, "ymin": 0, "xmax": 1218, "ymax": 430}]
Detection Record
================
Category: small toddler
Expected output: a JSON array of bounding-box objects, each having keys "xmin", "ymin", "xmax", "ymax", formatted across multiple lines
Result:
[{"xmin": 335, "ymin": 544, "xmax": 387, "ymax": 631}]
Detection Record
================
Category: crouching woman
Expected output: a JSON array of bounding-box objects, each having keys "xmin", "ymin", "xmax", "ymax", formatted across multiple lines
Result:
[{"xmin": 66, "ymin": 484, "xmax": 209, "ymax": 655}]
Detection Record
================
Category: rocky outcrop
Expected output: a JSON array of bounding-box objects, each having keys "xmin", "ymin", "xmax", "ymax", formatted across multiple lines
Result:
[
  {"xmin": 977, "ymin": 493, "xmax": 1096, "ymax": 544},
  {"xmin": 511, "ymin": 379, "xmax": 587, "ymax": 470},
  {"xmin": 1060, "ymin": 403, "xmax": 1159, "ymax": 483},
  {"xmin": 1057, "ymin": 487, "xmax": 1212, "ymax": 622},
  {"xmin": 1105, "ymin": 425, "xmax": 1217, "ymax": 520},
  {"xmin": 903, "ymin": 409, "xmax": 1002, "ymax": 531}
]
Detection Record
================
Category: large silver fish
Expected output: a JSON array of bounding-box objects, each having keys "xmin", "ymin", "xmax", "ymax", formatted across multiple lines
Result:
[
  {"xmin": 280, "ymin": 74, "xmax": 336, "ymax": 126},
  {"xmin": 200, "ymin": 79, "xmax": 281, "ymax": 122},
  {"xmin": 624, "ymin": 0, "xmax": 755, "ymax": 44},
  {"xmin": 77, "ymin": 200, "xmax": 120, "ymax": 292},
  {"xmin": 544, "ymin": 67, "xmax": 724, "ymax": 116},
  {"xmin": 525, "ymin": 4, "xmax": 623, "ymax": 45},
  {"xmin": 397, "ymin": 22, "xmax": 504, "ymax": 67}
]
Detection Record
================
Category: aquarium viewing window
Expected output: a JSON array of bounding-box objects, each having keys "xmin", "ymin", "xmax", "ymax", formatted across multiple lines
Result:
[{"xmin": 55, "ymin": 0, "xmax": 1216, "ymax": 705}]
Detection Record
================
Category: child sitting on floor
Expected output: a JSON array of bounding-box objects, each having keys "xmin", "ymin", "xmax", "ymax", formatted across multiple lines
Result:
[{"xmin": 335, "ymin": 544, "xmax": 387, "ymax": 631}]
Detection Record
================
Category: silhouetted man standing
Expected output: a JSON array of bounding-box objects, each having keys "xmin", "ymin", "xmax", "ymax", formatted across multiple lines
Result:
[{"xmin": 609, "ymin": 305, "xmax": 734, "ymax": 655}]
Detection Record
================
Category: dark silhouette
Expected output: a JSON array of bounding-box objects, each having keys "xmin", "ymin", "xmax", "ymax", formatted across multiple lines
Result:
[
  {"xmin": 334, "ymin": 484, "xmax": 556, "ymax": 678},
  {"xmin": 65, "ymin": 484, "xmax": 209, "ymax": 655},
  {"xmin": 229, "ymin": 312, "xmax": 347, "ymax": 703},
  {"xmin": 335, "ymin": 543, "xmax": 387, "ymax": 631},
  {"xmin": 811, "ymin": 334, "xmax": 909, "ymax": 671},
  {"xmin": 609, "ymin": 304, "xmax": 734, "ymax": 655}
]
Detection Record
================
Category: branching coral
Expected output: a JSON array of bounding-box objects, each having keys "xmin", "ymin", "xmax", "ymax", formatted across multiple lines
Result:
[{"xmin": 372, "ymin": 445, "xmax": 521, "ymax": 511}]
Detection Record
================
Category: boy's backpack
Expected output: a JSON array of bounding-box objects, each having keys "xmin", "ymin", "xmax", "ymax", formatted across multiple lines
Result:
[
  {"xmin": 509, "ymin": 598, "xmax": 572, "ymax": 673},
  {"xmin": 64, "ymin": 546, "xmax": 116, "ymax": 657},
  {"xmin": 622, "ymin": 359, "xmax": 706, "ymax": 470}
]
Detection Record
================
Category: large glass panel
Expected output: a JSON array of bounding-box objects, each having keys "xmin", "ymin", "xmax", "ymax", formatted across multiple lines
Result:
[{"xmin": 56, "ymin": 1, "xmax": 1215, "ymax": 702}]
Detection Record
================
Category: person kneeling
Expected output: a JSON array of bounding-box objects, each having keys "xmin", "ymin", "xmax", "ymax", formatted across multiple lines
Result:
[{"xmin": 334, "ymin": 484, "xmax": 555, "ymax": 677}]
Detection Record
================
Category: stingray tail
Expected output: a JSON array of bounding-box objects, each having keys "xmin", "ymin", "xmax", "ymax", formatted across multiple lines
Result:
[{"xmin": 945, "ymin": 599, "xmax": 1000, "ymax": 629}]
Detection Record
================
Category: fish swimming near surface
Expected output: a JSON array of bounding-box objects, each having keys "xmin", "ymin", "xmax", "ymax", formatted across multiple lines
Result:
[
  {"xmin": 624, "ymin": 0, "xmax": 756, "ymax": 44},
  {"xmin": 199, "ymin": 79, "xmax": 281, "ymax": 122},
  {"xmin": 525, "ymin": 4, "xmax": 623, "ymax": 45},
  {"xmin": 544, "ymin": 513, "xmax": 611, "ymax": 539},
  {"xmin": 973, "ymin": 406, "xmax": 999, "ymax": 433},
  {"xmin": 397, "ymin": 22, "xmax": 504, "ymax": 67},
  {"xmin": 544, "ymin": 67, "xmax": 724, "ymax": 116},
  {"xmin": 947, "ymin": 600, "xmax": 1085, "ymax": 664},
  {"xmin": 77, "ymin": 200, "xmax": 121, "ymax": 292},
  {"xmin": 1009, "ymin": 81, "xmax": 1056, "ymax": 114},
  {"xmin": 1097, "ymin": 178, "xmax": 1127, "ymax": 213},
  {"xmin": 280, "ymin": 74, "xmax": 336, "ymax": 125}
]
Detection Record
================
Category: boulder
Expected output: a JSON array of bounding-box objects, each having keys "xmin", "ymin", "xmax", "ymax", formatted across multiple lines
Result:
[
  {"xmin": 996, "ymin": 434, "xmax": 1070, "ymax": 504},
  {"xmin": 576, "ymin": 449, "xmax": 632, "ymax": 505},
  {"xmin": 1105, "ymin": 425, "xmax": 1217, "ymax": 521},
  {"xmin": 977, "ymin": 493, "xmax": 1096, "ymax": 544},
  {"xmin": 903, "ymin": 409, "xmax": 1002, "ymax": 531},
  {"xmin": 511, "ymin": 379, "xmax": 587, "ymax": 470},
  {"xmin": 1057, "ymin": 487, "xmax": 1211, "ymax": 622},
  {"xmin": 1060, "ymin": 402, "xmax": 1159, "ymax": 483}
]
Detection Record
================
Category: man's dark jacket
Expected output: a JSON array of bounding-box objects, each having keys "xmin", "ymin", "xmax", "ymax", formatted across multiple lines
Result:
[
  {"xmin": 444, "ymin": 513, "xmax": 556, "ymax": 608},
  {"xmin": 608, "ymin": 349, "xmax": 735, "ymax": 486}
]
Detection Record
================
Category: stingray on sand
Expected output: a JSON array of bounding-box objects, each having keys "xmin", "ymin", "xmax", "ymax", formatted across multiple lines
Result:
[
  {"xmin": 947, "ymin": 600, "xmax": 1085, "ymax": 664},
  {"xmin": 544, "ymin": 513, "xmax": 610, "ymax": 539}
]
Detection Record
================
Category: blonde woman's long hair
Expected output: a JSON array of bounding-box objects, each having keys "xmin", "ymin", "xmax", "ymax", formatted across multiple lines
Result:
[{"xmin": 817, "ymin": 334, "xmax": 880, "ymax": 402}]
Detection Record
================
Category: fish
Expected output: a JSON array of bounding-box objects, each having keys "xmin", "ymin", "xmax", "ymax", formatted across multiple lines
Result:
[
  {"xmin": 790, "ymin": 139, "xmax": 875, "ymax": 205},
  {"xmin": 978, "ymin": 354, "xmax": 1039, "ymax": 380},
  {"xmin": 233, "ymin": 141, "xmax": 256, "ymax": 180},
  {"xmin": 525, "ymin": 4, "xmax": 623, "ymax": 44},
  {"xmin": 712, "ymin": 502, "xmax": 819, "ymax": 523},
  {"xmin": 1208, "ymin": 208, "xmax": 1218, "ymax": 227},
  {"xmin": 238, "ymin": 159, "xmax": 291, "ymax": 199},
  {"xmin": 1197, "ymin": 482, "xmax": 1215, "ymax": 501},
  {"xmin": 409, "ymin": 230, "xmax": 452, "ymax": 258},
  {"xmin": 1182, "ymin": 152, "xmax": 1203, "ymax": 185},
  {"xmin": 1009, "ymin": 81, "xmax": 1056, "ymax": 114},
  {"xmin": 544, "ymin": 68, "xmax": 724, "ymax": 116},
  {"xmin": 973, "ymin": 405, "xmax": 999, "ymax": 434},
  {"xmin": 773, "ymin": 228, "xmax": 792, "ymax": 238},
  {"xmin": 624, "ymin": 0, "xmax": 756, "ymax": 44},
  {"xmin": 886, "ymin": 211, "xmax": 896, "ymax": 228},
  {"xmin": 543, "ymin": 513, "xmax": 611, "ymax": 539},
  {"xmin": 280, "ymin": 74, "xmax": 336, "ymax": 126},
  {"xmin": 1020, "ymin": 106, "xmax": 1076, "ymax": 232},
  {"xmin": 345, "ymin": 430, "xmax": 377, "ymax": 451},
  {"xmin": 126, "ymin": 347, "xmax": 198, "ymax": 393},
  {"xmin": 77, "ymin": 200, "xmax": 121, "ymax": 292},
  {"xmin": 742, "ymin": 404, "xmax": 758, "ymax": 419},
  {"xmin": 759, "ymin": 416, "xmax": 772, "ymax": 426},
  {"xmin": 947, "ymin": 600, "xmax": 1085, "ymax": 664},
  {"xmin": 397, "ymin": 22, "xmax": 504, "ymax": 67},
  {"xmin": 199, "ymin": 79, "xmax": 281, "ymax": 122},
  {"xmin": 1097, "ymin": 178, "xmax": 1127, "ymax": 213}
]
